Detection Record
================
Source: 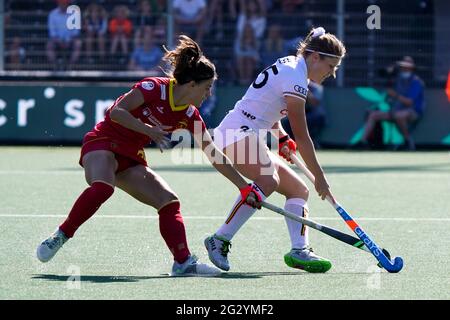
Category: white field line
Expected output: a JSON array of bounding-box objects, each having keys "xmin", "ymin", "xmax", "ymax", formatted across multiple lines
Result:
[
  {"xmin": 0, "ymin": 213, "xmax": 448, "ymax": 222},
  {"xmin": 0, "ymin": 170, "xmax": 82, "ymax": 175}
]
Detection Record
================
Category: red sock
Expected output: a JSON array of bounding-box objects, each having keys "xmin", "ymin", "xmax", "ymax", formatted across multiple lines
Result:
[
  {"xmin": 59, "ymin": 181, "xmax": 114, "ymax": 238},
  {"xmin": 158, "ymin": 202, "xmax": 191, "ymax": 263}
]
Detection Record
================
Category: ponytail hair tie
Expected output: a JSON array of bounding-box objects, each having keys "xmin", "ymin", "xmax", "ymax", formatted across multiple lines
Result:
[{"xmin": 312, "ymin": 27, "xmax": 326, "ymax": 38}]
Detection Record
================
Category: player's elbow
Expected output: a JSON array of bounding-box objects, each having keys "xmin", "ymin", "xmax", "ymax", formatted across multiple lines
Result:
[{"xmin": 109, "ymin": 107, "xmax": 124, "ymax": 123}]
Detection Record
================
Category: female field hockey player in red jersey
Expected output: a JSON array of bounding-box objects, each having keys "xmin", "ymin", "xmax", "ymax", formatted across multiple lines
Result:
[{"xmin": 36, "ymin": 35, "xmax": 262, "ymax": 276}]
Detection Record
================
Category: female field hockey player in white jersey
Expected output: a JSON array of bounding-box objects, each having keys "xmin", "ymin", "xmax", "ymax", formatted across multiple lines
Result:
[{"xmin": 205, "ymin": 27, "xmax": 346, "ymax": 273}]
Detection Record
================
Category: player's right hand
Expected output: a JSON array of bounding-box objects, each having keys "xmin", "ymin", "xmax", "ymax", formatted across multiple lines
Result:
[
  {"xmin": 279, "ymin": 135, "xmax": 297, "ymax": 164},
  {"xmin": 147, "ymin": 125, "xmax": 172, "ymax": 152},
  {"xmin": 239, "ymin": 184, "xmax": 263, "ymax": 209}
]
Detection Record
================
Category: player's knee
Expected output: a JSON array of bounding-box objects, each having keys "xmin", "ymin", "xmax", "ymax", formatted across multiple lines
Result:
[
  {"xmin": 89, "ymin": 181, "xmax": 115, "ymax": 203},
  {"xmin": 158, "ymin": 193, "xmax": 179, "ymax": 210},
  {"xmin": 284, "ymin": 182, "xmax": 309, "ymax": 200},
  {"xmin": 158, "ymin": 198, "xmax": 181, "ymax": 215}
]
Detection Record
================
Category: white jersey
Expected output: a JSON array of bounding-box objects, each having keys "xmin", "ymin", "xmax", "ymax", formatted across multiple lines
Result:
[
  {"xmin": 234, "ymin": 55, "xmax": 309, "ymax": 129},
  {"xmin": 214, "ymin": 55, "xmax": 309, "ymax": 150}
]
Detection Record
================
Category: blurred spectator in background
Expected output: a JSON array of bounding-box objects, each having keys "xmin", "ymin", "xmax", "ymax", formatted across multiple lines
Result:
[
  {"xmin": 261, "ymin": 24, "xmax": 286, "ymax": 66},
  {"xmin": 199, "ymin": 83, "xmax": 218, "ymax": 128},
  {"xmin": 173, "ymin": 0, "xmax": 207, "ymax": 44},
  {"xmin": 236, "ymin": 0, "xmax": 266, "ymax": 42},
  {"xmin": 284, "ymin": 36, "xmax": 302, "ymax": 55},
  {"xmin": 279, "ymin": 0, "xmax": 305, "ymax": 12},
  {"xmin": 152, "ymin": 17, "xmax": 167, "ymax": 45},
  {"xmin": 128, "ymin": 27, "xmax": 163, "ymax": 73},
  {"xmin": 282, "ymin": 81, "xmax": 327, "ymax": 149},
  {"xmin": 153, "ymin": 0, "xmax": 167, "ymax": 12},
  {"xmin": 133, "ymin": 0, "xmax": 157, "ymax": 48},
  {"xmin": 269, "ymin": 0, "xmax": 308, "ymax": 42},
  {"xmin": 6, "ymin": 37, "xmax": 26, "ymax": 69},
  {"xmin": 109, "ymin": 5, "xmax": 133, "ymax": 56},
  {"xmin": 84, "ymin": 3, "xmax": 107, "ymax": 63},
  {"xmin": 304, "ymin": 81, "xmax": 327, "ymax": 149},
  {"xmin": 234, "ymin": 23, "xmax": 260, "ymax": 85},
  {"xmin": 46, "ymin": 0, "xmax": 82, "ymax": 70},
  {"xmin": 359, "ymin": 56, "xmax": 425, "ymax": 150},
  {"xmin": 205, "ymin": 0, "xmax": 239, "ymax": 40}
]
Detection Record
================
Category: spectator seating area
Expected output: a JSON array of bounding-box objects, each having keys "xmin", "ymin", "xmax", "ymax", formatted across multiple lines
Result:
[{"xmin": 4, "ymin": 0, "xmax": 436, "ymax": 86}]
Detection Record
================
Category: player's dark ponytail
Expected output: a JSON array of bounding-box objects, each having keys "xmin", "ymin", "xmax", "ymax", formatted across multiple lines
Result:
[
  {"xmin": 163, "ymin": 35, "xmax": 217, "ymax": 84},
  {"xmin": 298, "ymin": 27, "xmax": 346, "ymax": 59}
]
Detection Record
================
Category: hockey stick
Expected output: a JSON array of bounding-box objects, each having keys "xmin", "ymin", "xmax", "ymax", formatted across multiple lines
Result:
[
  {"xmin": 290, "ymin": 154, "xmax": 404, "ymax": 273},
  {"xmin": 261, "ymin": 201, "xmax": 373, "ymax": 254}
]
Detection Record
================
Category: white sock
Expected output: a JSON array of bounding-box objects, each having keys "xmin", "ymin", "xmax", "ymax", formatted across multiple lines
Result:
[
  {"xmin": 284, "ymin": 198, "xmax": 309, "ymax": 249},
  {"xmin": 216, "ymin": 183, "xmax": 267, "ymax": 241}
]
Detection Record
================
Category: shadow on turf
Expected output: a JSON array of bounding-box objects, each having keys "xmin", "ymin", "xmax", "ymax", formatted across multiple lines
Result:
[
  {"xmin": 32, "ymin": 271, "xmax": 312, "ymax": 283},
  {"xmin": 219, "ymin": 271, "xmax": 309, "ymax": 279},
  {"xmin": 32, "ymin": 274, "xmax": 157, "ymax": 283}
]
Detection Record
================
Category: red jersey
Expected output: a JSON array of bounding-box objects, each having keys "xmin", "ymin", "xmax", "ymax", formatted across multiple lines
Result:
[{"xmin": 93, "ymin": 77, "xmax": 207, "ymax": 149}]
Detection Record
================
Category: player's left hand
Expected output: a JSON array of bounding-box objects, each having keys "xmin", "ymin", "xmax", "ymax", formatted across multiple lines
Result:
[
  {"xmin": 314, "ymin": 174, "xmax": 336, "ymax": 202},
  {"xmin": 279, "ymin": 135, "xmax": 297, "ymax": 164},
  {"xmin": 239, "ymin": 184, "xmax": 262, "ymax": 209}
]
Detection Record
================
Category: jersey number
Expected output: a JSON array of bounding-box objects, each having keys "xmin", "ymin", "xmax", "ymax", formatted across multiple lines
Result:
[{"xmin": 252, "ymin": 64, "xmax": 279, "ymax": 89}]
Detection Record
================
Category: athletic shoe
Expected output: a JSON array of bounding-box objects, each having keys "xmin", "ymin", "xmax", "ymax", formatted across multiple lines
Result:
[
  {"xmin": 204, "ymin": 235, "xmax": 231, "ymax": 271},
  {"xmin": 171, "ymin": 255, "xmax": 221, "ymax": 277},
  {"xmin": 36, "ymin": 228, "xmax": 68, "ymax": 262},
  {"xmin": 284, "ymin": 247, "xmax": 332, "ymax": 273}
]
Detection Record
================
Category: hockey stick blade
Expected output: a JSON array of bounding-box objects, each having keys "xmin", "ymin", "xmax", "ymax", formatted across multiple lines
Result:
[
  {"xmin": 336, "ymin": 205, "xmax": 404, "ymax": 273},
  {"xmin": 261, "ymin": 201, "xmax": 372, "ymax": 254}
]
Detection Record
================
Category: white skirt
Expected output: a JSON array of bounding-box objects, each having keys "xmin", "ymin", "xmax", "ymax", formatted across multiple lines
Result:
[{"xmin": 213, "ymin": 109, "xmax": 272, "ymax": 151}]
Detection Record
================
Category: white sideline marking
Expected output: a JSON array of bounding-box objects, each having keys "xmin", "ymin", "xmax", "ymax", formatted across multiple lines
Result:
[
  {"xmin": 0, "ymin": 170, "xmax": 81, "ymax": 175},
  {"xmin": 0, "ymin": 214, "xmax": 448, "ymax": 222}
]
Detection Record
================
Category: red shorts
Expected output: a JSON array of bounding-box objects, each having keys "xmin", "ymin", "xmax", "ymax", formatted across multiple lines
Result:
[{"xmin": 79, "ymin": 131, "xmax": 148, "ymax": 173}]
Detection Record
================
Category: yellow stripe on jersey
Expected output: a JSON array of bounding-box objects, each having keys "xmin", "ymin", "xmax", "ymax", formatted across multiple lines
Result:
[{"xmin": 169, "ymin": 79, "xmax": 190, "ymax": 111}]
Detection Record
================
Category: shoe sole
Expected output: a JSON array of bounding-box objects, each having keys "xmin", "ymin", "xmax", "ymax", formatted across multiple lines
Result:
[
  {"xmin": 284, "ymin": 254, "xmax": 332, "ymax": 273},
  {"xmin": 204, "ymin": 237, "xmax": 230, "ymax": 271}
]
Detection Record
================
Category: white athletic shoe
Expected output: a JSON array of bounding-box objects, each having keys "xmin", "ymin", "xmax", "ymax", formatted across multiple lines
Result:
[
  {"xmin": 36, "ymin": 228, "xmax": 68, "ymax": 262},
  {"xmin": 171, "ymin": 255, "xmax": 221, "ymax": 277},
  {"xmin": 204, "ymin": 235, "xmax": 231, "ymax": 271}
]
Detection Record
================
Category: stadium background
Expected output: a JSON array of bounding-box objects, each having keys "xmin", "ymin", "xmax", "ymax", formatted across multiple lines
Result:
[
  {"xmin": 0, "ymin": 0, "xmax": 449, "ymax": 147},
  {"xmin": 1, "ymin": 0, "xmax": 450, "ymax": 302}
]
